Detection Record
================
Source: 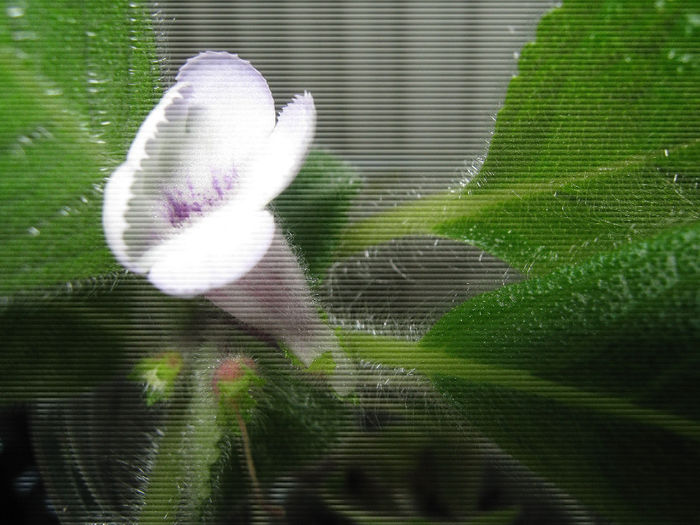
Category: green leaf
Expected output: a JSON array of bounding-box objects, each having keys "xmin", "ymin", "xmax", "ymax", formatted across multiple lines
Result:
[
  {"xmin": 423, "ymin": 223, "xmax": 700, "ymax": 423},
  {"xmin": 139, "ymin": 380, "xmax": 190, "ymax": 525},
  {"xmin": 0, "ymin": 1, "xmax": 158, "ymax": 155},
  {"xmin": 307, "ymin": 351, "xmax": 337, "ymax": 375},
  {"xmin": 341, "ymin": 224, "xmax": 700, "ymax": 523},
  {"xmin": 32, "ymin": 380, "xmax": 166, "ymax": 524},
  {"xmin": 0, "ymin": 274, "xmax": 197, "ymax": 403},
  {"xmin": 177, "ymin": 353, "xmax": 229, "ymax": 523},
  {"xmin": 139, "ymin": 348, "xmax": 242, "ymax": 525},
  {"xmin": 0, "ymin": 1, "xmax": 158, "ymax": 297},
  {"xmin": 273, "ymin": 150, "xmax": 362, "ymax": 281},
  {"xmin": 1, "ymin": 292, "xmax": 127, "ymax": 402},
  {"xmin": 338, "ymin": 0, "xmax": 699, "ymax": 276}
]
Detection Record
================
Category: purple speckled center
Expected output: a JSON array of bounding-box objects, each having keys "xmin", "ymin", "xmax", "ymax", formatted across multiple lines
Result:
[{"xmin": 165, "ymin": 168, "xmax": 236, "ymax": 227}]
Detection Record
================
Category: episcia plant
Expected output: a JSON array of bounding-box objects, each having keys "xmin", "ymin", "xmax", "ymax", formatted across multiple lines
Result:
[{"xmin": 0, "ymin": 1, "xmax": 698, "ymax": 524}]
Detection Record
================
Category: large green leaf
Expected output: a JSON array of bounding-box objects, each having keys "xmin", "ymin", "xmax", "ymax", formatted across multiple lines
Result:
[
  {"xmin": 0, "ymin": 1, "xmax": 157, "ymax": 146},
  {"xmin": 341, "ymin": 224, "xmax": 700, "ymax": 523},
  {"xmin": 423, "ymin": 224, "xmax": 700, "ymax": 423},
  {"xmin": 32, "ymin": 380, "xmax": 164, "ymax": 524},
  {"xmin": 338, "ymin": 0, "xmax": 699, "ymax": 276},
  {"xmin": 0, "ymin": 1, "xmax": 159, "ymax": 297}
]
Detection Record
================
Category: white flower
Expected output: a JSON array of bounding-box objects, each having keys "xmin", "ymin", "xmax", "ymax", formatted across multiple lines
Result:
[
  {"xmin": 103, "ymin": 51, "xmax": 315, "ymax": 297},
  {"xmin": 103, "ymin": 52, "xmax": 352, "ymax": 392}
]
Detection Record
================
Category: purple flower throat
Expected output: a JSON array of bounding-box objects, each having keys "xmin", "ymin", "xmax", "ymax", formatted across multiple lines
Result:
[{"xmin": 165, "ymin": 169, "xmax": 236, "ymax": 227}]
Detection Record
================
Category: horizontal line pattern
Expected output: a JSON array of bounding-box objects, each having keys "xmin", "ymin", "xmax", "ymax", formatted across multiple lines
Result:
[{"xmin": 155, "ymin": 0, "xmax": 557, "ymax": 204}]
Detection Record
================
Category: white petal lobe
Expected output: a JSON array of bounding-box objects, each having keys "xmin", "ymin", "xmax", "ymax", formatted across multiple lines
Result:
[
  {"xmin": 176, "ymin": 51, "xmax": 276, "ymax": 171},
  {"xmin": 236, "ymin": 92, "xmax": 316, "ymax": 208},
  {"xmin": 102, "ymin": 161, "xmax": 140, "ymax": 271},
  {"xmin": 102, "ymin": 84, "xmax": 189, "ymax": 271},
  {"xmin": 146, "ymin": 208, "xmax": 276, "ymax": 297}
]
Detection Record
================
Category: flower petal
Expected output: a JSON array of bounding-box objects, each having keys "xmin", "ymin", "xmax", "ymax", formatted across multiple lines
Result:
[
  {"xmin": 176, "ymin": 51, "xmax": 276, "ymax": 172},
  {"xmin": 145, "ymin": 207, "xmax": 276, "ymax": 297},
  {"xmin": 103, "ymin": 83, "xmax": 192, "ymax": 272},
  {"xmin": 235, "ymin": 92, "xmax": 316, "ymax": 208}
]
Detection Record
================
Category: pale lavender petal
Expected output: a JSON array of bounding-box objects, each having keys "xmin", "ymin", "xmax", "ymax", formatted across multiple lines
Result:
[
  {"xmin": 103, "ymin": 83, "xmax": 191, "ymax": 272},
  {"xmin": 176, "ymin": 51, "xmax": 276, "ymax": 178}
]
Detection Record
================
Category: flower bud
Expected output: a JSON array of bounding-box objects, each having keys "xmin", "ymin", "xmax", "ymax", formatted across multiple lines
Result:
[
  {"xmin": 212, "ymin": 356, "xmax": 265, "ymax": 426},
  {"xmin": 130, "ymin": 351, "xmax": 183, "ymax": 406}
]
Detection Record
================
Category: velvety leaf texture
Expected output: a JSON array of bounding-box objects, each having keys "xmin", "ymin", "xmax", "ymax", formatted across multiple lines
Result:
[
  {"xmin": 335, "ymin": 2, "xmax": 699, "ymax": 521},
  {"xmin": 338, "ymin": 0, "xmax": 699, "ymax": 276},
  {"xmin": 0, "ymin": 1, "xmax": 158, "ymax": 296},
  {"xmin": 1, "ymin": 1, "xmax": 698, "ymax": 523},
  {"xmin": 422, "ymin": 224, "xmax": 699, "ymax": 423},
  {"xmin": 342, "ymin": 225, "xmax": 699, "ymax": 523},
  {"xmin": 435, "ymin": 0, "xmax": 699, "ymax": 274}
]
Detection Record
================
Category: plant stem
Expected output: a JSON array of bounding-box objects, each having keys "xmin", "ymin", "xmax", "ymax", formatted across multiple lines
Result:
[
  {"xmin": 234, "ymin": 407, "xmax": 262, "ymax": 503},
  {"xmin": 234, "ymin": 407, "xmax": 286, "ymax": 521}
]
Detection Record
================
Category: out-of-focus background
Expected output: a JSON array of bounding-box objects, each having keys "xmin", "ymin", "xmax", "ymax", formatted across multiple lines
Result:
[{"xmin": 156, "ymin": 1, "xmax": 557, "ymax": 204}]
